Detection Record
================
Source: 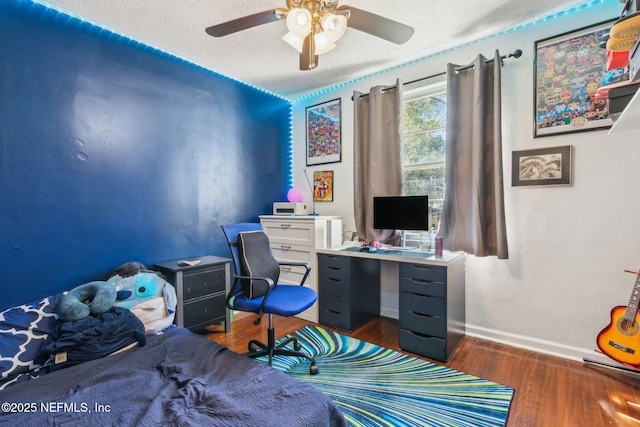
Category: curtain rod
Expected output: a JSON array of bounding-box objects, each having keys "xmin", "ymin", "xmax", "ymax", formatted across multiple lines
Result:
[{"xmin": 352, "ymin": 49, "xmax": 523, "ymax": 100}]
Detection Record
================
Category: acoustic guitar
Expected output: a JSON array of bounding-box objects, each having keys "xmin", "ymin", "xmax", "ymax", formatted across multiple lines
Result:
[{"xmin": 596, "ymin": 269, "xmax": 640, "ymax": 368}]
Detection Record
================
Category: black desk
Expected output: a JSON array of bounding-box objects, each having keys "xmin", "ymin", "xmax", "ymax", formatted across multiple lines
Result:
[{"xmin": 316, "ymin": 247, "xmax": 465, "ymax": 362}]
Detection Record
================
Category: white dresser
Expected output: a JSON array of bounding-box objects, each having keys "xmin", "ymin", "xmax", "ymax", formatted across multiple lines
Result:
[{"xmin": 259, "ymin": 215, "xmax": 342, "ymax": 323}]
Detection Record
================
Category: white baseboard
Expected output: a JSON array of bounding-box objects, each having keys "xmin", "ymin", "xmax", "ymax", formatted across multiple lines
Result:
[
  {"xmin": 291, "ymin": 299, "xmax": 626, "ymax": 368},
  {"xmin": 465, "ymin": 323, "xmax": 619, "ymax": 366},
  {"xmin": 380, "ymin": 307, "xmax": 399, "ymax": 319},
  {"xmin": 376, "ymin": 311, "xmax": 620, "ymax": 367}
]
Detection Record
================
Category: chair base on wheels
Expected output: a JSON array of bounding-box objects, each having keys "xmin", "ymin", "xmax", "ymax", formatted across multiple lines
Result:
[{"xmin": 245, "ymin": 314, "xmax": 318, "ymax": 375}]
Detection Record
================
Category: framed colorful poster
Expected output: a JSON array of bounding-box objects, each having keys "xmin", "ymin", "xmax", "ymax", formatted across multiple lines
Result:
[
  {"xmin": 512, "ymin": 145, "xmax": 572, "ymax": 187},
  {"xmin": 306, "ymin": 98, "xmax": 341, "ymax": 166},
  {"xmin": 534, "ymin": 20, "xmax": 628, "ymax": 137},
  {"xmin": 313, "ymin": 170, "xmax": 333, "ymax": 201}
]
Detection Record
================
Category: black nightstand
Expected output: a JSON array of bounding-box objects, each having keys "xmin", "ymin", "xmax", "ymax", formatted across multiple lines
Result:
[{"xmin": 153, "ymin": 255, "xmax": 231, "ymax": 332}]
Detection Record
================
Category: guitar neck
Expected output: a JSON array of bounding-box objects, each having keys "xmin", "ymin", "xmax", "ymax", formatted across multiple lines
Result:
[{"xmin": 625, "ymin": 270, "xmax": 640, "ymax": 320}]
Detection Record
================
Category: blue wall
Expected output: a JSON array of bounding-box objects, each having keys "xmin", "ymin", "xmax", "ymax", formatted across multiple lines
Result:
[{"xmin": 0, "ymin": 1, "xmax": 291, "ymax": 310}]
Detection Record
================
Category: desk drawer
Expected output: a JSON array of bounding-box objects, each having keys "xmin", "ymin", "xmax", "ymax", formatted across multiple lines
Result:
[
  {"xmin": 183, "ymin": 267, "xmax": 225, "ymax": 300},
  {"xmin": 319, "ymin": 276, "xmax": 350, "ymax": 298},
  {"xmin": 400, "ymin": 263, "xmax": 446, "ymax": 283},
  {"xmin": 400, "ymin": 291, "xmax": 445, "ymax": 317},
  {"xmin": 317, "ymin": 263, "xmax": 350, "ymax": 281},
  {"xmin": 319, "ymin": 291, "xmax": 350, "ymax": 312},
  {"xmin": 399, "ymin": 308, "xmax": 446, "ymax": 338},
  {"xmin": 399, "ymin": 277, "xmax": 445, "ymax": 298},
  {"xmin": 183, "ymin": 293, "xmax": 225, "ymax": 330},
  {"xmin": 319, "ymin": 307, "xmax": 352, "ymax": 331},
  {"xmin": 399, "ymin": 329, "xmax": 447, "ymax": 361},
  {"xmin": 262, "ymin": 220, "xmax": 314, "ymax": 246},
  {"xmin": 318, "ymin": 253, "xmax": 349, "ymax": 269}
]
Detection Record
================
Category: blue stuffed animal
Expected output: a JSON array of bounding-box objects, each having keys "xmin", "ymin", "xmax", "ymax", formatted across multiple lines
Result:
[
  {"xmin": 107, "ymin": 263, "xmax": 177, "ymax": 333},
  {"xmin": 56, "ymin": 262, "xmax": 176, "ymax": 333},
  {"xmin": 57, "ymin": 281, "xmax": 117, "ymax": 321}
]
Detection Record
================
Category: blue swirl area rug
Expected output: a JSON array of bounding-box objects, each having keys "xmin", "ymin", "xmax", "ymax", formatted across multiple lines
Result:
[{"xmin": 258, "ymin": 326, "xmax": 514, "ymax": 427}]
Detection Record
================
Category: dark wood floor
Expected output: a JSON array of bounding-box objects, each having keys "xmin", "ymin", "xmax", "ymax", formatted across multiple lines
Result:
[{"xmin": 204, "ymin": 315, "xmax": 640, "ymax": 427}]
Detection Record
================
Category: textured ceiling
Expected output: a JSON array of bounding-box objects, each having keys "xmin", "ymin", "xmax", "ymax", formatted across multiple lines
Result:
[{"xmin": 35, "ymin": 0, "xmax": 597, "ymax": 98}]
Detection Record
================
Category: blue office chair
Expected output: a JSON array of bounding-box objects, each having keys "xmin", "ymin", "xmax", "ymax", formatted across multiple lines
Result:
[{"xmin": 221, "ymin": 223, "xmax": 319, "ymax": 375}]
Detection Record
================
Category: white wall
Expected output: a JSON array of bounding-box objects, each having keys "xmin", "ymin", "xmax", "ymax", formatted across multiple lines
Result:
[{"xmin": 289, "ymin": 1, "xmax": 640, "ymax": 364}]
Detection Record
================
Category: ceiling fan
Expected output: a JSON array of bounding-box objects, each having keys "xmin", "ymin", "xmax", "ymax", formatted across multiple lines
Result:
[{"xmin": 205, "ymin": 0, "xmax": 414, "ymax": 71}]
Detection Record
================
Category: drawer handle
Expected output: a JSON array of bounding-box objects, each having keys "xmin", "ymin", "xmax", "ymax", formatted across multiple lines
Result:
[
  {"xmin": 327, "ymin": 266, "xmax": 340, "ymax": 270},
  {"xmin": 280, "ymin": 245, "xmax": 292, "ymax": 250},
  {"xmin": 411, "ymin": 311, "xmax": 439, "ymax": 319},
  {"xmin": 408, "ymin": 330, "xmax": 437, "ymax": 339},
  {"xmin": 410, "ymin": 278, "xmax": 434, "ymax": 284},
  {"xmin": 412, "ymin": 265, "xmax": 433, "ymax": 270},
  {"xmin": 326, "ymin": 277, "xmax": 340, "ymax": 282},
  {"xmin": 327, "ymin": 292, "xmax": 341, "ymax": 298},
  {"xmin": 409, "ymin": 292, "xmax": 429, "ymax": 298},
  {"xmin": 409, "ymin": 292, "xmax": 440, "ymax": 299},
  {"xmin": 280, "ymin": 224, "xmax": 291, "ymax": 229}
]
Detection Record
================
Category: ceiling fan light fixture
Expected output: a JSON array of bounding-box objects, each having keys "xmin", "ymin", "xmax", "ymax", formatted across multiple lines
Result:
[
  {"xmin": 320, "ymin": 13, "xmax": 347, "ymax": 42},
  {"xmin": 286, "ymin": 8, "xmax": 312, "ymax": 38},
  {"xmin": 282, "ymin": 32, "xmax": 304, "ymax": 53},
  {"xmin": 314, "ymin": 31, "xmax": 336, "ymax": 55},
  {"xmin": 205, "ymin": 1, "xmax": 415, "ymax": 71}
]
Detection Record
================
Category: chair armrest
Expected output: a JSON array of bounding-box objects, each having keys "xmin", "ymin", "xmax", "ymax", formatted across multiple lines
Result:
[
  {"xmin": 277, "ymin": 261, "xmax": 311, "ymax": 286},
  {"xmin": 278, "ymin": 261, "xmax": 310, "ymax": 268},
  {"xmin": 228, "ymin": 274, "xmax": 277, "ymax": 317}
]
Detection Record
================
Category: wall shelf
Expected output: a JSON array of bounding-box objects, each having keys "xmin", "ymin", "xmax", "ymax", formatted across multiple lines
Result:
[{"xmin": 609, "ymin": 88, "xmax": 640, "ymax": 135}]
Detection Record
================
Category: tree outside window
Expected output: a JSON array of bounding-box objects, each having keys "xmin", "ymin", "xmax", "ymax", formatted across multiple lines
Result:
[{"xmin": 402, "ymin": 82, "xmax": 446, "ymax": 250}]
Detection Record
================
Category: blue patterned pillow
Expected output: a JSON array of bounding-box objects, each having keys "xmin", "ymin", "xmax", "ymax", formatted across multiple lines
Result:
[{"xmin": 0, "ymin": 294, "xmax": 62, "ymax": 385}]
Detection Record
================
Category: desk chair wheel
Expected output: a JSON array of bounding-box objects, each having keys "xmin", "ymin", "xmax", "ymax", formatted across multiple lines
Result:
[
  {"xmin": 310, "ymin": 363, "xmax": 319, "ymax": 375},
  {"xmin": 294, "ymin": 341, "xmax": 302, "ymax": 351}
]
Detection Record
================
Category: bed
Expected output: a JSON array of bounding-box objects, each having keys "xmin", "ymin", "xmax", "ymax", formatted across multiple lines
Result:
[{"xmin": 0, "ymin": 287, "xmax": 346, "ymax": 426}]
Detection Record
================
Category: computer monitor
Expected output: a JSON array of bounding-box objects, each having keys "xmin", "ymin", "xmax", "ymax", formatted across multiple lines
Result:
[{"xmin": 373, "ymin": 196, "xmax": 429, "ymax": 231}]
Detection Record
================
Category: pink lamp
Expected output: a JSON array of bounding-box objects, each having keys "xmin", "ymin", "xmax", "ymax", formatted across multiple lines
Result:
[{"xmin": 287, "ymin": 188, "xmax": 304, "ymax": 203}]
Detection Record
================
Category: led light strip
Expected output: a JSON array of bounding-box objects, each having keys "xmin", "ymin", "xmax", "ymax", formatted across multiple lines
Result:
[
  {"xmin": 29, "ymin": 0, "xmax": 614, "ymax": 104},
  {"xmin": 28, "ymin": 0, "xmax": 288, "ymax": 101},
  {"xmin": 287, "ymin": 105, "xmax": 295, "ymax": 187},
  {"xmin": 292, "ymin": 0, "xmax": 613, "ymax": 103},
  {"xmin": 26, "ymin": 0, "xmax": 615, "ymax": 189}
]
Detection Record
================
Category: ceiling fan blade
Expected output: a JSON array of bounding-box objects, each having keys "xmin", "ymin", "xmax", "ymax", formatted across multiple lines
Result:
[
  {"xmin": 300, "ymin": 34, "xmax": 319, "ymax": 71},
  {"xmin": 205, "ymin": 10, "xmax": 280, "ymax": 37},
  {"xmin": 340, "ymin": 6, "xmax": 414, "ymax": 44}
]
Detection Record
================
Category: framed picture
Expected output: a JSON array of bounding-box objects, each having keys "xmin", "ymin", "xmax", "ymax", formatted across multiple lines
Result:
[
  {"xmin": 306, "ymin": 98, "xmax": 341, "ymax": 166},
  {"xmin": 534, "ymin": 20, "xmax": 628, "ymax": 137},
  {"xmin": 512, "ymin": 145, "xmax": 572, "ymax": 187},
  {"xmin": 313, "ymin": 170, "xmax": 333, "ymax": 201}
]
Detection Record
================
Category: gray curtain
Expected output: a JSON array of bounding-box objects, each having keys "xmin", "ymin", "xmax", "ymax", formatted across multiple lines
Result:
[
  {"xmin": 439, "ymin": 51, "xmax": 509, "ymax": 259},
  {"xmin": 353, "ymin": 80, "xmax": 404, "ymax": 244}
]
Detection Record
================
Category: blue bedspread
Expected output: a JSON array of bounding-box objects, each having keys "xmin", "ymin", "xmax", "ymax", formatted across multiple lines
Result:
[
  {"xmin": 41, "ymin": 306, "xmax": 146, "ymax": 371},
  {"xmin": 0, "ymin": 327, "xmax": 346, "ymax": 426}
]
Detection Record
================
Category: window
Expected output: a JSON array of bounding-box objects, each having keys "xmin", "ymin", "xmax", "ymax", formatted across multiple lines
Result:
[{"xmin": 402, "ymin": 81, "xmax": 446, "ymax": 250}]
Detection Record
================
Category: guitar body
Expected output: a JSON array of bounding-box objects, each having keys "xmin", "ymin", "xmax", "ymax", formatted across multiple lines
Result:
[{"xmin": 597, "ymin": 305, "xmax": 640, "ymax": 367}]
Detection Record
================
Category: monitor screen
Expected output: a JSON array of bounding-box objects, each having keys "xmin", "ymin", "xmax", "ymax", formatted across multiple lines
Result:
[{"xmin": 373, "ymin": 196, "xmax": 429, "ymax": 231}]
